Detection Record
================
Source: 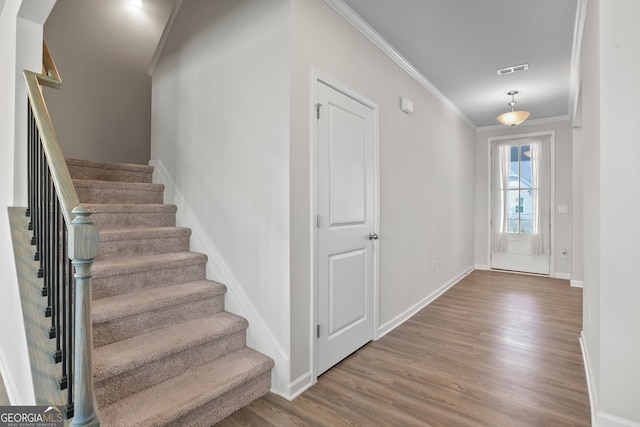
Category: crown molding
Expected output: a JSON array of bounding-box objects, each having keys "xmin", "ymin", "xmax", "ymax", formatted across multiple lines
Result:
[
  {"xmin": 322, "ymin": 0, "xmax": 476, "ymax": 130},
  {"xmin": 147, "ymin": 0, "xmax": 183, "ymax": 76}
]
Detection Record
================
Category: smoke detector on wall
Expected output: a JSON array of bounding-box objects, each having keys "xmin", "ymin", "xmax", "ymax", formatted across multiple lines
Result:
[{"xmin": 497, "ymin": 63, "xmax": 529, "ymax": 76}]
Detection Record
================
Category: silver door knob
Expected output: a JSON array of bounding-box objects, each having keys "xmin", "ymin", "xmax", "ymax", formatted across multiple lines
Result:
[{"xmin": 368, "ymin": 232, "xmax": 378, "ymax": 240}]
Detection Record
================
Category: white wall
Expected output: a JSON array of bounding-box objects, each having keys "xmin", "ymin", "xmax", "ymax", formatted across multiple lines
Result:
[
  {"xmin": 474, "ymin": 119, "xmax": 574, "ymax": 278},
  {"xmin": 0, "ymin": 0, "xmax": 55, "ymax": 405},
  {"xmin": 150, "ymin": 0, "xmax": 291, "ymax": 394},
  {"xmin": 290, "ymin": 0, "xmax": 476, "ymax": 392},
  {"xmin": 581, "ymin": 0, "xmax": 640, "ymax": 424}
]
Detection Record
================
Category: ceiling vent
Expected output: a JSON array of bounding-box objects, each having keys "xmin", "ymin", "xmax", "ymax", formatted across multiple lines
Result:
[{"xmin": 497, "ymin": 63, "xmax": 529, "ymax": 76}]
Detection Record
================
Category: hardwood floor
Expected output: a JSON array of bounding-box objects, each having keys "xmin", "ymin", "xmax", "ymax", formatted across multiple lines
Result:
[{"xmin": 218, "ymin": 270, "xmax": 591, "ymax": 426}]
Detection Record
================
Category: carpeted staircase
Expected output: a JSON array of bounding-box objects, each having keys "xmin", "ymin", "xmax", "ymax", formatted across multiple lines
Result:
[{"xmin": 66, "ymin": 158, "xmax": 274, "ymax": 426}]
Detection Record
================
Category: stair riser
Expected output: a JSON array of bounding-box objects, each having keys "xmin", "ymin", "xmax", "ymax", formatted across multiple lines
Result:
[
  {"xmin": 95, "ymin": 331, "xmax": 247, "ymax": 408},
  {"xmin": 93, "ymin": 295, "xmax": 225, "ymax": 347},
  {"xmin": 76, "ymin": 187, "xmax": 163, "ymax": 204},
  {"xmin": 92, "ymin": 263, "xmax": 206, "ymax": 299},
  {"xmin": 90, "ymin": 211, "xmax": 176, "ymax": 229},
  {"xmin": 97, "ymin": 235, "xmax": 190, "ymax": 261},
  {"xmin": 67, "ymin": 164, "xmax": 153, "ymax": 183},
  {"xmin": 174, "ymin": 372, "xmax": 272, "ymax": 427}
]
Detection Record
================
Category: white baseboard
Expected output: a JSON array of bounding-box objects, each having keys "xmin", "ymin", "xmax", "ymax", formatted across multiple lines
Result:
[
  {"xmin": 475, "ymin": 264, "xmax": 490, "ymax": 270},
  {"xmin": 580, "ymin": 332, "xmax": 640, "ymax": 427},
  {"xmin": 571, "ymin": 279, "xmax": 584, "ymax": 288},
  {"xmin": 150, "ymin": 159, "xmax": 291, "ymax": 397},
  {"xmin": 278, "ymin": 372, "xmax": 314, "ymax": 401},
  {"xmin": 377, "ymin": 266, "xmax": 474, "ymax": 338},
  {"xmin": 552, "ymin": 272, "xmax": 571, "ymax": 280}
]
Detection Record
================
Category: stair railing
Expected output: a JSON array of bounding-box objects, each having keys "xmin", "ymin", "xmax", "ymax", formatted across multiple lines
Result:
[{"xmin": 23, "ymin": 41, "xmax": 100, "ymax": 427}]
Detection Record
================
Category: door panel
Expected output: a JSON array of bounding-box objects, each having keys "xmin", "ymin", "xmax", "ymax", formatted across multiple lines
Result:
[
  {"xmin": 316, "ymin": 81, "xmax": 376, "ymax": 375},
  {"xmin": 491, "ymin": 138, "xmax": 550, "ymax": 275},
  {"xmin": 328, "ymin": 249, "xmax": 367, "ymax": 337}
]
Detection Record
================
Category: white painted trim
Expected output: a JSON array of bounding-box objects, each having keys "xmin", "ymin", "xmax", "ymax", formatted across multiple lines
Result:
[
  {"xmin": 321, "ymin": 0, "xmax": 475, "ymax": 130},
  {"xmin": 486, "ymin": 131, "xmax": 556, "ymax": 276},
  {"xmin": 150, "ymin": 159, "xmax": 291, "ymax": 396},
  {"xmin": 580, "ymin": 332, "xmax": 598, "ymax": 426},
  {"xmin": 581, "ymin": 333, "xmax": 640, "ymax": 427},
  {"xmin": 476, "ymin": 115, "xmax": 571, "ymax": 133},
  {"xmin": 147, "ymin": 0, "xmax": 183, "ymax": 76},
  {"xmin": 474, "ymin": 264, "xmax": 490, "ymax": 271},
  {"xmin": 571, "ymin": 279, "xmax": 584, "ymax": 288},
  {"xmin": 285, "ymin": 371, "xmax": 314, "ymax": 401},
  {"xmin": 310, "ymin": 69, "xmax": 380, "ymax": 383},
  {"xmin": 553, "ymin": 272, "xmax": 571, "ymax": 280},
  {"xmin": 378, "ymin": 266, "xmax": 474, "ymax": 338},
  {"xmin": 569, "ymin": 0, "xmax": 588, "ymax": 123}
]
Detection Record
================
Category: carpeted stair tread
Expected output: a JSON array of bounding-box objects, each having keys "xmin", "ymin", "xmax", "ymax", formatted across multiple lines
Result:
[
  {"xmin": 92, "ymin": 251, "xmax": 208, "ymax": 278},
  {"xmin": 85, "ymin": 203, "xmax": 177, "ymax": 214},
  {"xmin": 92, "ymin": 280, "xmax": 226, "ymax": 324},
  {"xmin": 98, "ymin": 347, "xmax": 274, "ymax": 427},
  {"xmin": 85, "ymin": 203, "xmax": 177, "ymax": 229},
  {"xmin": 73, "ymin": 179, "xmax": 163, "ymax": 191},
  {"xmin": 97, "ymin": 226, "xmax": 192, "ymax": 260},
  {"xmin": 74, "ymin": 179, "xmax": 164, "ymax": 204},
  {"xmin": 67, "ymin": 158, "xmax": 153, "ymax": 183},
  {"xmin": 99, "ymin": 226, "xmax": 191, "ymax": 242},
  {"xmin": 62, "ymin": 157, "xmax": 274, "ymax": 423},
  {"xmin": 94, "ymin": 312, "xmax": 249, "ymax": 382},
  {"xmin": 91, "ymin": 280, "xmax": 227, "ymax": 347}
]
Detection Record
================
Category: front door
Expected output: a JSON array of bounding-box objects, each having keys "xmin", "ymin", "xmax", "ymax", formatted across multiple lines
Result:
[
  {"xmin": 490, "ymin": 137, "xmax": 551, "ymax": 275},
  {"xmin": 316, "ymin": 80, "xmax": 376, "ymax": 375}
]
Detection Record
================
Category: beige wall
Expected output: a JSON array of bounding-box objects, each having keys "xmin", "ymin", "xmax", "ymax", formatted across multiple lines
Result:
[{"xmin": 290, "ymin": 0, "xmax": 476, "ymax": 390}]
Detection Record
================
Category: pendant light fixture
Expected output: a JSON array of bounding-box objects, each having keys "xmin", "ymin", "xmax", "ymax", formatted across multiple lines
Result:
[{"xmin": 496, "ymin": 90, "xmax": 530, "ymax": 126}]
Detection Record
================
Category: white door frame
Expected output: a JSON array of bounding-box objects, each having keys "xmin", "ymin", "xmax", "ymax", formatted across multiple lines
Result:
[
  {"xmin": 487, "ymin": 130, "xmax": 555, "ymax": 275},
  {"xmin": 309, "ymin": 69, "xmax": 380, "ymax": 383}
]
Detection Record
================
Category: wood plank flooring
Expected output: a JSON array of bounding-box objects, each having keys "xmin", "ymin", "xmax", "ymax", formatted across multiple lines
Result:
[{"xmin": 218, "ymin": 270, "xmax": 590, "ymax": 426}]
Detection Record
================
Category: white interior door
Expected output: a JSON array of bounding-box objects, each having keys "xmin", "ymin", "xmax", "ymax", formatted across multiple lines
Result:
[
  {"xmin": 316, "ymin": 80, "xmax": 376, "ymax": 375},
  {"xmin": 491, "ymin": 137, "xmax": 551, "ymax": 275}
]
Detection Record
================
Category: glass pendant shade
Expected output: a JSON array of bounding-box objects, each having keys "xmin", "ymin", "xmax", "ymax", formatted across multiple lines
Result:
[
  {"xmin": 497, "ymin": 90, "xmax": 530, "ymax": 126},
  {"xmin": 497, "ymin": 110, "xmax": 530, "ymax": 126}
]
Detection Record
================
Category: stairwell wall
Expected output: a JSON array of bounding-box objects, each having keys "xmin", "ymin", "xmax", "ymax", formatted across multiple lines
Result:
[
  {"xmin": 0, "ymin": 0, "xmax": 55, "ymax": 405},
  {"xmin": 150, "ymin": 0, "xmax": 292, "ymax": 394}
]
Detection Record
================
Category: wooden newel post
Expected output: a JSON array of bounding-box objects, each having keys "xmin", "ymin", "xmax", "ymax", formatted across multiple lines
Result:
[{"xmin": 68, "ymin": 206, "xmax": 100, "ymax": 427}]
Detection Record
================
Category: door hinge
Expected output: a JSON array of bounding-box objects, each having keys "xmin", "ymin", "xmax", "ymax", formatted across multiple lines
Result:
[
  {"xmin": 316, "ymin": 215, "xmax": 320, "ymax": 229},
  {"xmin": 315, "ymin": 103, "xmax": 322, "ymax": 119},
  {"xmin": 316, "ymin": 324, "xmax": 320, "ymax": 338}
]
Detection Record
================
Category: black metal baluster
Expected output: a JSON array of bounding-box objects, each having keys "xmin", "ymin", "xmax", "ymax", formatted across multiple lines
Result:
[
  {"xmin": 44, "ymin": 166, "xmax": 52, "ymax": 319},
  {"xmin": 37, "ymin": 146, "xmax": 44, "ymax": 281},
  {"xmin": 53, "ymin": 199, "xmax": 62, "ymax": 362},
  {"xmin": 26, "ymin": 101, "xmax": 33, "ymax": 222}
]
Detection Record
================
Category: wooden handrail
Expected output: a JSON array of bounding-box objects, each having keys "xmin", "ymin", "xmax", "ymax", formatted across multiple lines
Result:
[{"xmin": 23, "ymin": 41, "xmax": 100, "ymax": 427}]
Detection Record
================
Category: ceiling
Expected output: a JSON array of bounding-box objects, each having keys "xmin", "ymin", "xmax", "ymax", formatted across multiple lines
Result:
[
  {"xmin": 339, "ymin": 0, "xmax": 580, "ymax": 128},
  {"xmin": 45, "ymin": 0, "xmax": 581, "ymax": 130}
]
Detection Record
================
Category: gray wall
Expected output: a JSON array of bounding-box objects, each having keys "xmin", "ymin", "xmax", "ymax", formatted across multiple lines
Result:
[
  {"xmin": 290, "ymin": 0, "xmax": 476, "ymax": 391},
  {"xmin": 43, "ymin": 0, "xmax": 170, "ymax": 164},
  {"xmin": 474, "ymin": 119, "xmax": 574, "ymax": 278}
]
